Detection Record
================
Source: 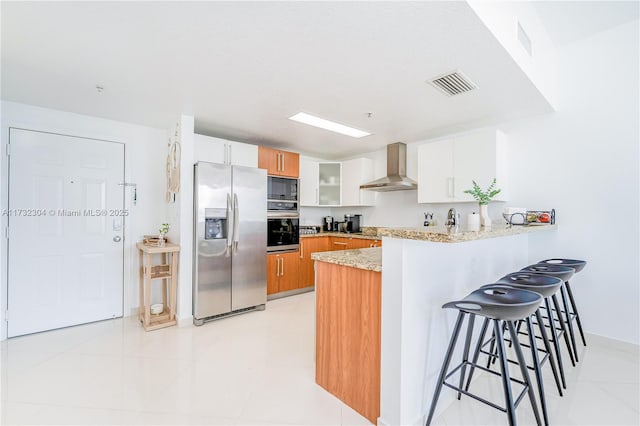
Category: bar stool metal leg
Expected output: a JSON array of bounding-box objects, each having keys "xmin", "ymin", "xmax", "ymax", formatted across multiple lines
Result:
[
  {"xmin": 458, "ymin": 313, "xmax": 476, "ymax": 400},
  {"xmin": 560, "ymin": 284, "xmax": 579, "ymax": 362},
  {"xmin": 464, "ymin": 318, "xmax": 490, "ymax": 392},
  {"xmin": 552, "ymin": 294, "xmax": 576, "ymax": 366},
  {"xmin": 565, "ymin": 281, "xmax": 587, "ymax": 346},
  {"xmin": 507, "ymin": 320, "xmax": 542, "ymax": 426},
  {"xmin": 525, "ymin": 317, "xmax": 549, "ymax": 425},
  {"xmin": 426, "ymin": 311, "xmax": 465, "ymax": 426},
  {"xmin": 495, "ymin": 320, "xmax": 517, "ymax": 426},
  {"xmin": 544, "ymin": 297, "xmax": 567, "ymax": 389},
  {"xmin": 535, "ymin": 310, "xmax": 563, "ymax": 396}
]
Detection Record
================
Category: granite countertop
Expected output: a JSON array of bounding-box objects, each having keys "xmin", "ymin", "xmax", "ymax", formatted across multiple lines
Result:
[
  {"xmin": 311, "ymin": 247, "xmax": 382, "ymax": 272},
  {"xmin": 376, "ymin": 224, "xmax": 557, "ymax": 243},
  {"xmin": 300, "ymin": 232, "xmax": 381, "ymax": 240}
]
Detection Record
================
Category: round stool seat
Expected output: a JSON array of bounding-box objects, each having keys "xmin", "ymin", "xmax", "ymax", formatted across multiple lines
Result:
[
  {"xmin": 494, "ymin": 272, "xmax": 563, "ymax": 298},
  {"xmin": 539, "ymin": 259, "xmax": 586, "ymax": 273},
  {"xmin": 521, "ymin": 263, "xmax": 575, "ymax": 282},
  {"xmin": 443, "ymin": 286, "xmax": 542, "ymax": 321}
]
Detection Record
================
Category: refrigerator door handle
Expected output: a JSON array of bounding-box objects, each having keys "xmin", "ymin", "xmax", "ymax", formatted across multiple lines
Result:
[
  {"xmin": 226, "ymin": 193, "xmax": 233, "ymax": 254},
  {"xmin": 233, "ymin": 193, "xmax": 239, "ymax": 252}
]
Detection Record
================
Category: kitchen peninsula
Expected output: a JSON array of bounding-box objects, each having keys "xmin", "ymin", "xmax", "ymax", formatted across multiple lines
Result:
[{"xmin": 312, "ymin": 224, "xmax": 557, "ymax": 426}]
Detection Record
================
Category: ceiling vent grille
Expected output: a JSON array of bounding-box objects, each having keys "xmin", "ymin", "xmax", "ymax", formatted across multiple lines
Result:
[{"xmin": 428, "ymin": 71, "xmax": 477, "ymax": 97}]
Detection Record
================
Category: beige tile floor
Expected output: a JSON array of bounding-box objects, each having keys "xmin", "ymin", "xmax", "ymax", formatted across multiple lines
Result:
[{"xmin": 1, "ymin": 291, "xmax": 638, "ymax": 425}]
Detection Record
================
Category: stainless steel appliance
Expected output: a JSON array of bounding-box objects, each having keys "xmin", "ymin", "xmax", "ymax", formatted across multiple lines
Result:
[
  {"xmin": 267, "ymin": 215, "xmax": 299, "ymax": 252},
  {"xmin": 344, "ymin": 214, "xmax": 362, "ymax": 233},
  {"xmin": 267, "ymin": 176, "xmax": 299, "ymax": 212},
  {"xmin": 193, "ymin": 162, "xmax": 267, "ymax": 325},
  {"xmin": 360, "ymin": 143, "xmax": 418, "ymax": 191},
  {"xmin": 322, "ymin": 216, "xmax": 333, "ymax": 232}
]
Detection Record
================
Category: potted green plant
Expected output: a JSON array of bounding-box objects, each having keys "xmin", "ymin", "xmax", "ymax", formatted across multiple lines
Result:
[{"xmin": 463, "ymin": 179, "xmax": 501, "ymax": 227}]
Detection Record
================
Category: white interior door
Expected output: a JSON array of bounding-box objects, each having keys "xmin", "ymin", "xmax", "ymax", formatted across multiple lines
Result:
[{"xmin": 7, "ymin": 128, "xmax": 125, "ymax": 337}]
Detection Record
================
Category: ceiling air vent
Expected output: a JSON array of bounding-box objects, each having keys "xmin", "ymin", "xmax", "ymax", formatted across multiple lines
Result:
[{"xmin": 428, "ymin": 71, "xmax": 477, "ymax": 97}]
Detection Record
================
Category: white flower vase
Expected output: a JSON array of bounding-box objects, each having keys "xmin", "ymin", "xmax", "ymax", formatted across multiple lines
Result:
[
  {"xmin": 479, "ymin": 204, "xmax": 492, "ymax": 227},
  {"xmin": 158, "ymin": 233, "xmax": 166, "ymax": 247}
]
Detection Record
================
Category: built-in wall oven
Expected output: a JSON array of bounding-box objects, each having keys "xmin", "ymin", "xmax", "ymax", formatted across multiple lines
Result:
[
  {"xmin": 267, "ymin": 213, "xmax": 299, "ymax": 252},
  {"xmin": 267, "ymin": 176, "xmax": 299, "ymax": 212}
]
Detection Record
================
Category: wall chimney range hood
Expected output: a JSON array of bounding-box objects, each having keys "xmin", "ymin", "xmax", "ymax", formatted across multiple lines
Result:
[{"xmin": 360, "ymin": 142, "xmax": 417, "ymax": 192}]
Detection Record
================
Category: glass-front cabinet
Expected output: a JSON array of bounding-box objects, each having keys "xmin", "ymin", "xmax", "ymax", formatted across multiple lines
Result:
[{"xmin": 318, "ymin": 163, "xmax": 341, "ymax": 206}]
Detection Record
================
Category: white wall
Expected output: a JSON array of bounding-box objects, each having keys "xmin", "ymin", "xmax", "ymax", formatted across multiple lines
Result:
[
  {"xmin": 0, "ymin": 101, "xmax": 167, "ymax": 340},
  {"xmin": 337, "ymin": 19, "xmax": 640, "ymax": 344},
  {"xmin": 505, "ymin": 19, "xmax": 639, "ymax": 344}
]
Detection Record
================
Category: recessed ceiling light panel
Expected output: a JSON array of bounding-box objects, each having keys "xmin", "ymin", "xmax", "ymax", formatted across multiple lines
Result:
[{"xmin": 288, "ymin": 112, "xmax": 371, "ymax": 138}]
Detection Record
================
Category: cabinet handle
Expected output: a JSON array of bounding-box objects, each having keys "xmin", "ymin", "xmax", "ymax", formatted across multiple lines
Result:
[
  {"xmin": 228, "ymin": 144, "xmax": 233, "ymax": 164},
  {"xmin": 280, "ymin": 257, "xmax": 285, "ymax": 276},
  {"xmin": 334, "ymin": 242, "xmax": 347, "ymax": 246},
  {"xmin": 316, "ymin": 188, "xmax": 319, "ymax": 204},
  {"xmin": 300, "ymin": 242, "xmax": 304, "ymax": 259},
  {"xmin": 277, "ymin": 153, "xmax": 282, "ymax": 172},
  {"xmin": 447, "ymin": 177, "xmax": 454, "ymax": 198},
  {"xmin": 282, "ymin": 153, "xmax": 285, "ymax": 172}
]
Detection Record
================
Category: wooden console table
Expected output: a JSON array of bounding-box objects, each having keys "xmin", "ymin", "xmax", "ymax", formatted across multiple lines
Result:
[{"xmin": 136, "ymin": 242, "xmax": 180, "ymax": 331}]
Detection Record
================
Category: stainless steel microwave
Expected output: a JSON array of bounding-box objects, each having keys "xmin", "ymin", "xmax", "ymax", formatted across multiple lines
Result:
[{"xmin": 267, "ymin": 176, "xmax": 298, "ymax": 212}]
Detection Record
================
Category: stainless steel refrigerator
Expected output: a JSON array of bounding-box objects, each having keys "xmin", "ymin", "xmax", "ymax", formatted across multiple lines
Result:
[{"xmin": 193, "ymin": 161, "xmax": 267, "ymax": 325}]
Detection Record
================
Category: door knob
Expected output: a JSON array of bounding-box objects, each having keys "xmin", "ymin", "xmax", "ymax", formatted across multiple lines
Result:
[{"xmin": 113, "ymin": 236, "xmax": 122, "ymax": 242}]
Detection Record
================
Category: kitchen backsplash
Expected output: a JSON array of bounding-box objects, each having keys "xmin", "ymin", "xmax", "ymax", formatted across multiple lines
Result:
[{"xmin": 302, "ymin": 190, "xmax": 508, "ymax": 229}]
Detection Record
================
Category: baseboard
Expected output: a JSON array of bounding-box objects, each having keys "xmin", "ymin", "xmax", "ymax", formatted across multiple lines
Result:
[
  {"xmin": 267, "ymin": 286, "xmax": 314, "ymax": 300},
  {"xmin": 178, "ymin": 314, "xmax": 194, "ymax": 327},
  {"xmin": 585, "ymin": 332, "xmax": 639, "ymax": 353}
]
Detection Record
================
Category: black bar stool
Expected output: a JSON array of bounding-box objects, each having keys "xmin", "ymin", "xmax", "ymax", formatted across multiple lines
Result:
[
  {"xmin": 425, "ymin": 286, "xmax": 543, "ymax": 426},
  {"xmin": 521, "ymin": 264, "xmax": 579, "ymax": 363},
  {"xmin": 539, "ymin": 259, "xmax": 587, "ymax": 347},
  {"xmin": 467, "ymin": 274, "xmax": 565, "ymax": 426}
]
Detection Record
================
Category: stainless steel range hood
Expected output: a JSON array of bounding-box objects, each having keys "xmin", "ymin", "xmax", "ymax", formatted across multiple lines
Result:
[{"xmin": 360, "ymin": 142, "xmax": 417, "ymax": 192}]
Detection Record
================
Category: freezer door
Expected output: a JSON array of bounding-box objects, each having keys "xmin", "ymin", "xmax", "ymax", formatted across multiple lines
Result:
[
  {"xmin": 231, "ymin": 165, "xmax": 267, "ymax": 310},
  {"xmin": 194, "ymin": 162, "xmax": 232, "ymax": 319}
]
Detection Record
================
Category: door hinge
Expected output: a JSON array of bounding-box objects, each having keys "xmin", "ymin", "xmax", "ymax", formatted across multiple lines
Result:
[
  {"xmin": 4, "ymin": 310, "xmax": 8, "ymax": 321},
  {"xmin": 5, "ymin": 144, "xmax": 10, "ymax": 157},
  {"xmin": 4, "ymin": 226, "xmax": 8, "ymax": 239}
]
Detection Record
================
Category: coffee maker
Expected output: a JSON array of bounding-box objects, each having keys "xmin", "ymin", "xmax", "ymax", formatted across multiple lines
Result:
[
  {"xmin": 322, "ymin": 216, "xmax": 333, "ymax": 232},
  {"xmin": 344, "ymin": 214, "xmax": 362, "ymax": 233}
]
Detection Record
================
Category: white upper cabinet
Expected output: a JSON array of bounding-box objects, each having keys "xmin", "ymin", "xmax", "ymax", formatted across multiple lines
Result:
[
  {"xmin": 194, "ymin": 134, "xmax": 258, "ymax": 168},
  {"xmin": 300, "ymin": 159, "xmax": 320, "ymax": 206},
  {"xmin": 417, "ymin": 139, "xmax": 455, "ymax": 203},
  {"xmin": 341, "ymin": 158, "xmax": 375, "ymax": 206},
  {"xmin": 417, "ymin": 129, "xmax": 508, "ymax": 203}
]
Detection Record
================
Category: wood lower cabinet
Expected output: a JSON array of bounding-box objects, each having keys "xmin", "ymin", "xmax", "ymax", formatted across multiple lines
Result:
[
  {"xmin": 315, "ymin": 260, "xmax": 381, "ymax": 423},
  {"xmin": 267, "ymin": 251, "xmax": 300, "ymax": 295},
  {"xmin": 330, "ymin": 236, "xmax": 382, "ymax": 250},
  {"xmin": 258, "ymin": 146, "xmax": 300, "ymax": 178},
  {"xmin": 299, "ymin": 236, "xmax": 330, "ymax": 288}
]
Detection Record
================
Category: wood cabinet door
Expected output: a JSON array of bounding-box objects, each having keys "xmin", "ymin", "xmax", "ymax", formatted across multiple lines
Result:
[
  {"xmin": 330, "ymin": 237, "xmax": 349, "ymax": 251},
  {"xmin": 299, "ymin": 239, "xmax": 313, "ymax": 289},
  {"xmin": 279, "ymin": 251, "xmax": 300, "ymax": 292},
  {"xmin": 266, "ymin": 253, "xmax": 280, "ymax": 295},
  {"xmin": 280, "ymin": 151, "xmax": 300, "ymax": 178},
  {"xmin": 348, "ymin": 238, "xmax": 370, "ymax": 249},
  {"xmin": 258, "ymin": 146, "xmax": 280, "ymax": 175},
  {"xmin": 299, "ymin": 237, "xmax": 330, "ymax": 288}
]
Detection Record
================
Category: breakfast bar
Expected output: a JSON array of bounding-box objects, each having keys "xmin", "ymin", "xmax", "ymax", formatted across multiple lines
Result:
[{"xmin": 313, "ymin": 224, "xmax": 557, "ymax": 426}]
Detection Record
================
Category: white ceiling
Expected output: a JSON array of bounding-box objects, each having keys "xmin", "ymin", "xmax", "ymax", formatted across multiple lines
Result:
[
  {"xmin": 0, "ymin": 1, "xmax": 596, "ymax": 158},
  {"xmin": 532, "ymin": 1, "xmax": 639, "ymax": 47}
]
